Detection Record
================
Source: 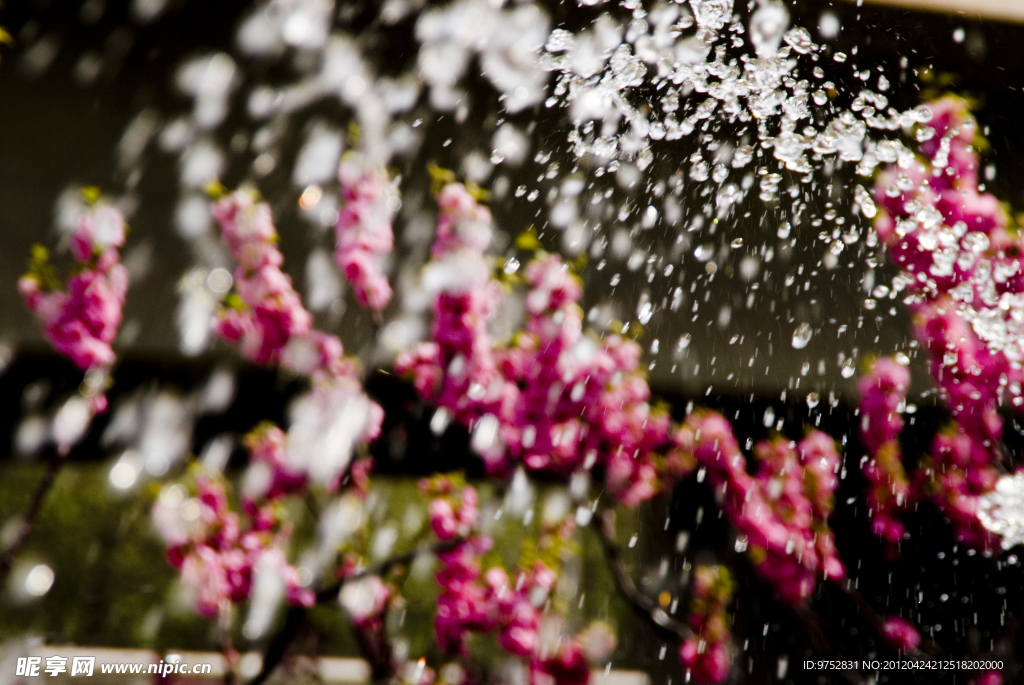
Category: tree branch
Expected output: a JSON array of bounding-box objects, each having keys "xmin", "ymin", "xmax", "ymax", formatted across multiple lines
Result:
[
  {"xmin": 0, "ymin": 453, "xmax": 68, "ymax": 585},
  {"xmin": 314, "ymin": 537, "xmax": 464, "ymax": 602},
  {"xmin": 790, "ymin": 604, "xmax": 865, "ymax": 685},
  {"xmin": 219, "ymin": 602, "xmax": 238, "ymax": 685},
  {"xmin": 593, "ymin": 508, "xmax": 692, "ymax": 642},
  {"xmin": 594, "ymin": 508, "xmax": 870, "ymax": 685},
  {"xmin": 837, "ymin": 582, "xmax": 944, "ymax": 659},
  {"xmin": 249, "ymin": 537, "xmax": 465, "ymax": 685}
]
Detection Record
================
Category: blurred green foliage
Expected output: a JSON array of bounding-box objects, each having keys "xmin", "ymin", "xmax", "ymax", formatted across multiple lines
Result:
[{"xmin": 0, "ymin": 462, "xmax": 669, "ymax": 672}]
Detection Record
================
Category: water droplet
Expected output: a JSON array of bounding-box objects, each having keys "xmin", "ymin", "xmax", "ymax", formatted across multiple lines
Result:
[
  {"xmin": 25, "ymin": 564, "xmax": 55, "ymax": 597},
  {"xmin": 430, "ymin": 408, "xmax": 450, "ymax": 435},
  {"xmin": 690, "ymin": 0, "xmax": 734, "ymax": 31},
  {"xmin": 749, "ymin": 3, "xmax": 790, "ymax": 58},
  {"xmin": 791, "ymin": 323, "xmax": 813, "ymax": 349},
  {"xmin": 783, "ymin": 26, "xmax": 813, "ymax": 54}
]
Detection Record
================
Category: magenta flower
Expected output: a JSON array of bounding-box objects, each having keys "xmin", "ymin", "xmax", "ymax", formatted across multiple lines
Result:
[
  {"xmin": 396, "ymin": 182, "xmax": 688, "ymax": 505},
  {"xmin": 880, "ymin": 616, "xmax": 921, "ymax": 652},
  {"xmin": 679, "ymin": 565, "xmax": 733, "ymax": 684},
  {"xmin": 858, "ymin": 357, "xmax": 913, "ymax": 557},
  {"xmin": 335, "ymin": 157, "xmax": 397, "ymax": 311},
  {"xmin": 972, "ymin": 670, "xmax": 1002, "ymax": 685},
  {"xmin": 209, "ymin": 188, "xmax": 385, "ymax": 485},
  {"xmin": 154, "ymin": 465, "xmax": 314, "ymax": 619},
  {"xmin": 530, "ymin": 640, "xmax": 590, "ymax": 685},
  {"xmin": 20, "ymin": 200, "xmax": 128, "ymax": 377},
  {"xmin": 686, "ymin": 414, "xmax": 845, "ymax": 604},
  {"xmin": 871, "ymin": 96, "xmax": 1019, "ymax": 552}
]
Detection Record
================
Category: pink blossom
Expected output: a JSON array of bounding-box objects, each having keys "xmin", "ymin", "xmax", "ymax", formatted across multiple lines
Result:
[
  {"xmin": 340, "ymin": 576, "xmax": 392, "ymax": 627},
  {"xmin": 679, "ymin": 565, "xmax": 733, "ymax": 684},
  {"xmin": 871, "ymin": 97, "xmax": 1013, "ymax": 552},
  {"xmin": 430, "ymin": 498, "xmax": 459, "ymax": 541},
  {"xmin": 880, "ymin": 616, "xmax": 921, "ymax": 652},
  {"xmin": 685, "ymin": 415, "xmax": 844, "ymax": 604},
  {"xmin": 858, "ymin": 357, "xmax": 913, "ymax": 557},
  {"xmin": 971, "ymin": 670, "xmax": 1002, "ymax": 685},
  {"xmin": 154, "ymin": 442, "xmax": 318, "ymax": 617},
  {"xmin": 396, "ymin": 184, "xmax": 688, "ymax": 504},
  {"xmin": 680, "ymin": 639, "xmax": 730, "ymax": 685},
  {"xmin": 209, "ymin": 189, "xmax": 385, "ymax": 488},
  {"xmin": 21, "ymin": 202, "xmax": 128, "ymax": 375},
  {"xmin": 530, "ymin": 640, "xmax": 589, "ymax": 685},
  {"xmin": 335, "ymin": 158, "xmax": 397, "ymax": 311}
]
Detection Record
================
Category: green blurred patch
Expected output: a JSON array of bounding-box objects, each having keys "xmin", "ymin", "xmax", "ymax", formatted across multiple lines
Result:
[{"xmin": 0, "ymin": 463, "xmax": 664, "ymax": 671}]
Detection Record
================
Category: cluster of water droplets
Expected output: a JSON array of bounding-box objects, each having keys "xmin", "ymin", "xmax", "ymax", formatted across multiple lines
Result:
[
  {"xmin": 979, "ymin": 471, "xmax": 1024, "ymax": 551},
  {"xmin": 543, "ymin": 0, "xmax": 930, "ymax": 183},
  {"xmin": 14, "ymin": 0, "xmax": 945, "ymax": 402}
]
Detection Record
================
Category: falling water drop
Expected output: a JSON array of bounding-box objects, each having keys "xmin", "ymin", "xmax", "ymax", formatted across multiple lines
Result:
[
  {"xmin": 749, "ymin": 2, "xmax": 790, "ymax": 58},
  {"xmin": 791, "ymin": 323, "xmax": 813, "ymax": 349}
]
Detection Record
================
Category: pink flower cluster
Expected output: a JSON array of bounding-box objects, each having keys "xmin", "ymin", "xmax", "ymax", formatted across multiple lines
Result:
[
  {"xmin": 880, "ymin": 615, "xmax": 920, "ymax": 652},
  {"xmin": 212, "ymin": 190, "xmax": 314, "ymax": 366},
  {"xmin": 423, "ymin": 477, "xmax": 583, "ymax": 678},
  {"xmin": 396, "ymin": 184, "xmax": 690, "ymax": 506},
  {"xmin": 396, "ymin": 183, "xmax": 506, "ymax": 433},
  {"xmin": 972, "ymin": 670, "xmax": 1003, "ymax": 685},
  {"xmin": 241, "ymin": 423, "xmax": 308, "ymax": 507},
  {"xmin": 679, "ymin": 565, "xmax": 733, "ymax": 684},
  {"xmin": 872, "ymin": 97, "xmax": 1015, "ymax": 549},
  {"xmin": 210, "ymin": 188, "xmax": 383, "ymax": 455},
  {"xmin": 858, "ymin": 358, "xmax": 913, "ymax": 556},
  {"xmin": 530, "ymin": 640, "xmax": 590, "ymax": 685},
  {"xmin": 19, "ymin": 197, "xmax": 128, "ymax": 410},
  {"xmin": 430, "ymin": 182, "xmax": 495, "ymax": 259},
  {"xmin": 339, "ymin": 575, "xmax": 392, "ymax": 631},
  {"xmin": 335, "ymin": 157, "xmax": 397, "ymax": 311},
  {"xmin": 153, "ymin": 474, "xmax": 313, "ymax": 617},
  {"xmin": 873, "ymin": 97, "xmax": 1017, "ymax": 444},
  {"xmin": 688, "ymin": 414, "xmax": 845, "ymax": 605},
  {"xmin": 919, "ymin": 428, "xmax": 1000, "ymax": 549}
]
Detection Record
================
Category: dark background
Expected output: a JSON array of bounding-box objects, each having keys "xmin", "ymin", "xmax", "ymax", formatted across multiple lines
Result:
[{"xmin": 2, "ymin": 1, "xmax": 1024, "ymax": 683}]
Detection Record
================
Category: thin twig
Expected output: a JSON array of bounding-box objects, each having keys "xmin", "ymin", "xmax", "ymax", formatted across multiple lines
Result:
[
  {"xmin": 248, "ymin": 605, "xmax": 307, "ymax": 685},
  {"xmin": 0, "ymin": 452, "xmax": 68, "ymax": 585},
  {"xmin": 249, "ymin": 537, "xmax": 465, "ymax": 685},
  {"xmin": 837, "ymin": 581, "xmax": 943, "ymax": 658},
  {"xmin": 791, "ymin": 604, "xmax": 865, "ymax": 685},
  {"xmin": 594, "ymin": 508, "xmax": 870, "ymax": 684},
  {"xmin": 219, "ymin": 601, "xmax": 238, "ymax": 685},
  {"xmin": 350, "ymin": 608, "xmax": 395, "ymax": 684},
  {"xmin": 593, "ymin": 509, "xmax": 691, "ymax": 641},
  {"xmin": 315, "ymin": 538, "xmax": 464, "ymax": 602}
]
